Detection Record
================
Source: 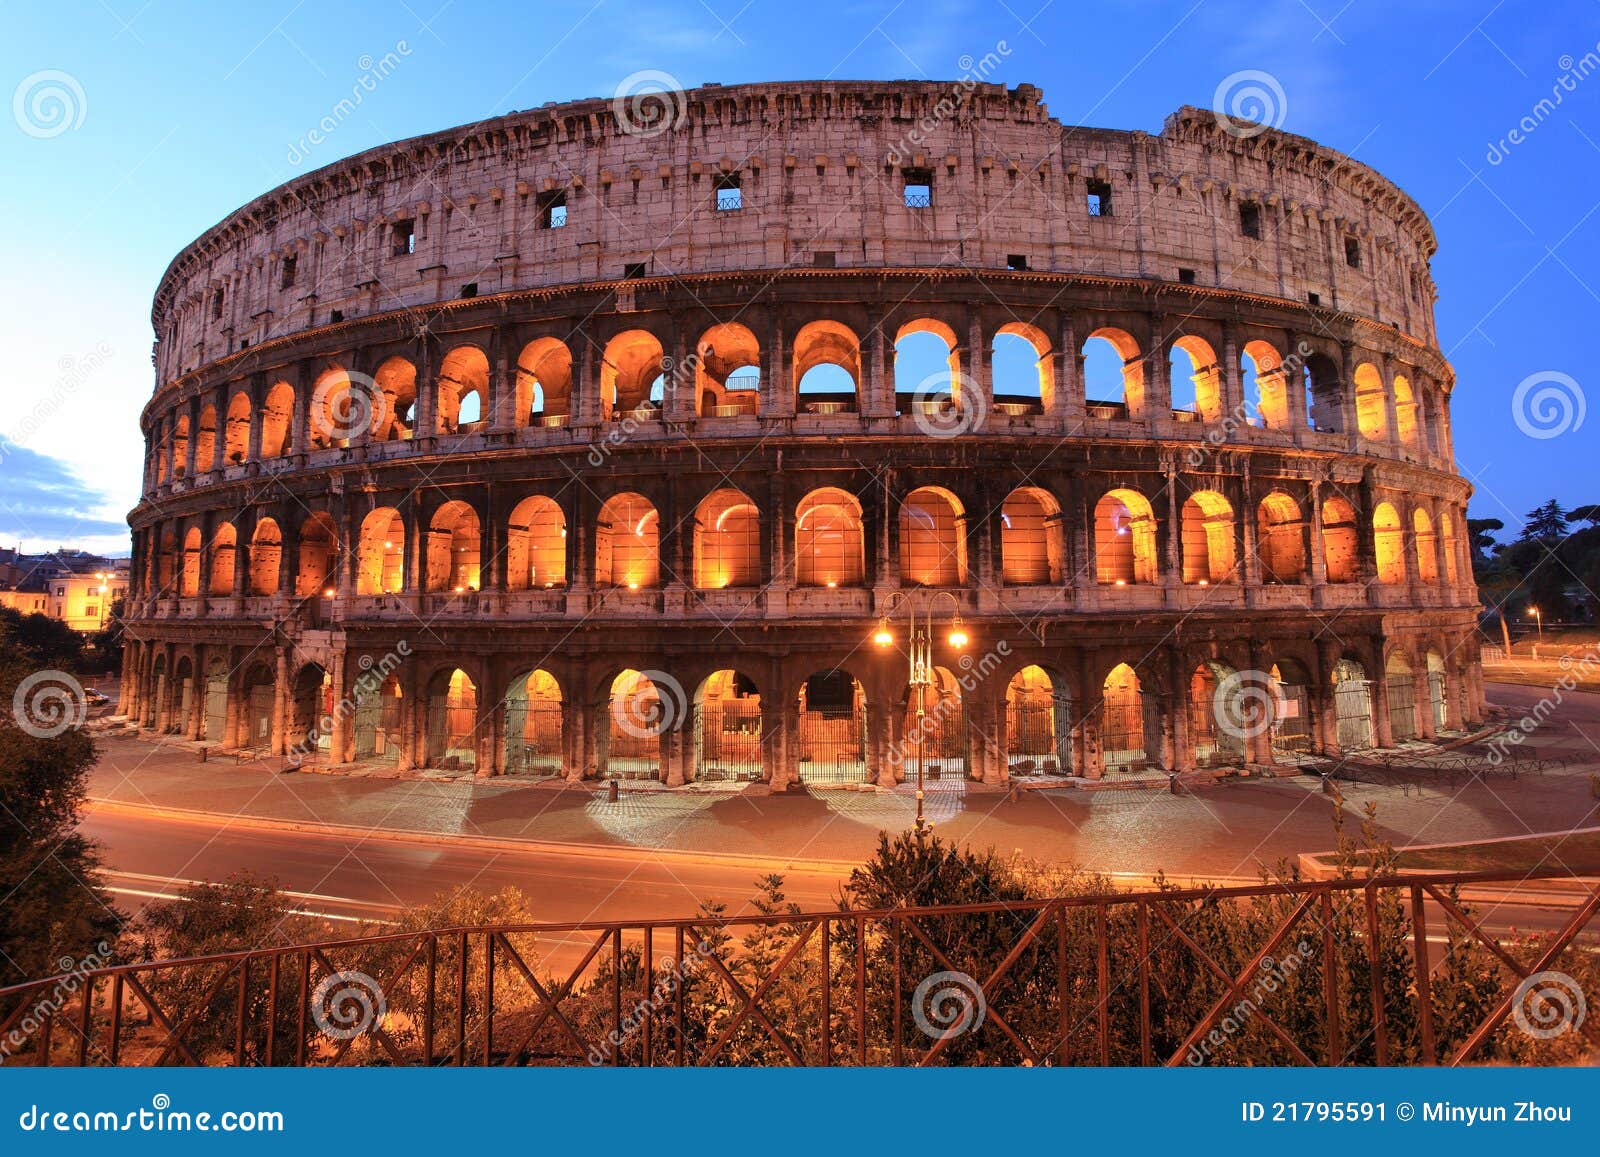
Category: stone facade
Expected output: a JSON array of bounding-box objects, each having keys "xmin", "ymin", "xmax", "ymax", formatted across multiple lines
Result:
[{"xmin": 122, "ymin": 81, "xmax": 1480, "ymax": 789}]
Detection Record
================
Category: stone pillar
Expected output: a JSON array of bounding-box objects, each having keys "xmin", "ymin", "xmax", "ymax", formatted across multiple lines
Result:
[
  {"xmin": 1056, "ymin": 314, "xmax": 1081, "ymax": 432},
  {"xmin": 761, "ymin": 318, "xmax": 792, "ymax": 419},
  {"xmin": 271, "ymin": 647, "xmax": 290, "ymax": 755},
  {"xmin": 1220, "ymin": 325, "xmax": 1244, "ymax": 429},
  {"xmin": 1307, "ymin": 478, "xmax": 1328, "ymax": 588}
]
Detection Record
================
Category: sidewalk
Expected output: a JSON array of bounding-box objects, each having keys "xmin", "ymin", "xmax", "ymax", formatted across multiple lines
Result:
[{"xmin": 85, "ymin": 723, "xmax": 1600, "ymax": 880}]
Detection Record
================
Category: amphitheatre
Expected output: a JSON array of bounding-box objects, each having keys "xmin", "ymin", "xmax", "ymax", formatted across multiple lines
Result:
[{"xmin": 120, "ymin": 79, "xmax": 1480, "ymax": 790}]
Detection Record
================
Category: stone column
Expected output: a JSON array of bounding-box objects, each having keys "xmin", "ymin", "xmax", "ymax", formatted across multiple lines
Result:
[{"xmin": 271, "ymin": 647, "xmax": 290, "ymax": 755}]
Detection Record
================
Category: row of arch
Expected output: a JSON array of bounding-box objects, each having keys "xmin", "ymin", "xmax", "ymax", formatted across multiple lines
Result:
[
  {"xmin": 123, "ymin": 642, "xmax": 1472, "ymax": 783},
  {"xmin": 142, "ymin": 485, "xmax": 1466, "ymax": 599},
  {"xmin": 147, "ymin": 318, "xmax": 1447, "ymax": 484}
]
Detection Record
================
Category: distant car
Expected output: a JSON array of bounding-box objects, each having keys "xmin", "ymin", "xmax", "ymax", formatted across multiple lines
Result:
[{"xmin": 83, "ymin": 688, "xmax": 111, "ymax": 707}]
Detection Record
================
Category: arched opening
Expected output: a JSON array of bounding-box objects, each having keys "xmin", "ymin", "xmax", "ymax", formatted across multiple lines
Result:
[
  {"xmin": 1425, "ymin": 651, "xmax": 1449, "ymax": 731},
  {"xmin": 1169, "ymin": 335, "xmax": 1221, "ymax": 423},
  {"xmin": 356, "ymin": 507, "xmax": 405, "ymax": 595},
  {"xmin": 899, "ymin": 665, "xmax": 966, "ymax": 781},
  {"xmin": 1304, "ymin": 353, "xmax": 1342, "ymax": 432},
  {"xmin": 425, "ymin": 500, "xmax": 481, "ymax": 592},
  {"xmin": 1332, "ymin": 657, "xmax": 1374, "ymax": 750},
  {"xmin": 1439, "ymin": 512, "xmax": 1460, "ymax": 586},
  {"xmin": 247, "ymin": 519, "xmax": 280, "ymax": 596},
  {"xmin": 1373, "ymin": 502, "xmax": 1405, "ymax": 584},
  {"xmin": 207, "ymin": 523, "xmax": 237, "ymax": 596},
  {"xmin": 695, "ymin": 323, "xmax": 761, "ymax": 417},
  {"xmin": 1393, "ymin": 374, "xmax": 1420, "ymax": 447},
  {"xmin": 506, "ymin": 496, "xmax": 567, "ymax": 591},
  {"xmin": 1187, "ymin": 661, "xmax": 1246, "ymax": 767},
  {"xmin": 600, "ymin": 330, "xmax": 666, "ymax": 419},
  {"xmin": 1180, "ymin": 490, "xmax": 1236, "ymax": 584},
  {"xmin": 1095, "ymin": 489, "xmax": 1157, "ymax": 585},
  {"xmin": 1386, "ymin": 652, "xmax": 1418, "ymax": 742},
  {"xmin": 693, "ymin": 488, "xmax": 761, "ymax": 588},
  {"xmin": 992, "ymin": 323, "xmax": 1052, "ymax": 416},
  {"xmin": 289, "ymin": 662, "xmax": 330, "ymax": 755},
  {"xmin": 437, "ymin": 346, "xmax": 489, "ymax": 434},
  {"xmin": 1269, "ymin": 659, "xmax": 1313, "ymax": 755},
  {"xmin": 224, "ymin": 392, "xmax": 252, "ymax": 463},
  {"xmin": 1006, "ymin": 664, "xmax": 1073, "ymax": 776},
  {"xmin": 1322, "ymin": 495, "xmax": 1359, "ymax": 583},
  {"xmin": 1354, "ymin": 363, "xmax": 1388, "ymax": 441},
  {"xmin": 1241, "ymin": 340, "xmax": 1286, "ymax": 428},
  {"xmin": 308, "ymin": 367, "xmax": 366, "ymax": 448},
  {"xmin": 150, "ymin": 653, "xmax": 167, "ymax": 728},
  {"xmin": 595, "ymin": 492, "xmax": 659, "ymax": 589},
  {"xmin": 1001, "ymin": 487, "xmax": 1064, "ymax": 585},
  {"xmin": 202, "ymin": 653, "xmax": 229, "ymax": 743},
  {"xmin": 352, "ymin": 669, "xmax": 403, "ymax": 764},
  {"xmin": 238, "ymin": 663, "xmax": 276, "ymax": 750},
  {"xmin": 373, "ymin": 356, "xmax": 417, "ymax": 440},
  {"xmin": 1412, "ymin": 508, "xmax": 1438, "ymax": 583},
  {"xmin": 796, "ymin": 488, "xmax": 865, "ymax": 587},
  {"xmin": 517, "ymin": 338, "xmax": 573, "ymax": 427},
  {"xmin": 893, "ymin": 319, "xmax": 960, "ymax": 416},
  {"xmin": 195, "ymin": 406, "xmax": 217, "ymax": 472},
  {"xmin": 260, "ymin": 382, "xmax": 294, "ymax": 457},
  {"xmin": 796, "ymin": 670, "xmax": 867, "ymax": 784},
  {"xmin": 424, "ymin": 668, "xmax": 477, "ymax": 770},
  {"xmin": 172, "ymin": 655, "xmax": 194, "ymax": 736},
  {"xmin": 605, "ymin": 669, "xmax": 668, "ymax": 779},
  {"xmin": 694, "ymin": 669, "xmax": 762, "ymax": 782},
  {"xmin": 502, "ymin": 669, "xmax": 563, "ymax": 775},
  {"xmin": 179, "ymin": 527, "xmax": 201, "ymax": 596},
  {"xmin": 792, "ymin": 320, "xmax": 860, "ymax": 414},
  {"xmin": 1100, "ymin": 662, "xmax": 1149, "ymax": 769},
  {"xmin": 171, "ymin": 415, "xmax": 190, "ymax": 479},
  {"xmin": 899, "ymin": 486, "xmax": 966, "ymax": 586},
  {"xmin": 1083, "ymin": 327, "xmax": 1142, "ymax": 419},
  {"xmin": 295, "ymin": 512, "xmax": 338, "ymax": 598},
  {"xmin": 1257, "ymin": 492, "xmax": 1308, "ymax": 583},
  {"xmin": 156, "ymin": 530, "xmax": 176, "ymax": 592}
]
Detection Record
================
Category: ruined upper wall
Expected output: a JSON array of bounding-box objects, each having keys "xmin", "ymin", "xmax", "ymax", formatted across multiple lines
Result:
[{"xmin": 151, "ymin": 80, "xmax": 1441, "ymax": 387}]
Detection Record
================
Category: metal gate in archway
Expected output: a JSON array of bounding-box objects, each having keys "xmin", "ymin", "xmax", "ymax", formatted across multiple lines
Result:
[
  {"xmin": 1270, "ymin": 677, "xmax": 1313, "ymax": 756},
  {"xmin": 1332, "ymin": 661, "xmax": 1374, "ymax": 751},
  {"xmin": 902, "ymin": 680, "xmax": 966, "ymax": 784},
  {"xmin": 694, "ymin": 697, "xmax": 763, "ymax": 782},
  {"xmin": 1387, "ymin": 666, "xmax": 1418, "ymax": 742},
  {"xmin": 796, "ymin": 672, "xmax": 867, "ymax": 784},
  {"xmin": 505, "ymin": 705, "xmax": 563, "ymax": 775},
  {"xmin": 202, "ymin": 661, "xmax": 228, "ymax": 743},
  {"xmin": 1428, "ymin": 668, "xmax": 1448, "ymax": 731}
]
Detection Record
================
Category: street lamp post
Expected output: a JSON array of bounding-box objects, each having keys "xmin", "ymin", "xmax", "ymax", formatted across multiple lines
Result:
[
  {"xmin": 873, "ymin": 589, "xmax": 968, "ymax": 840},
  {"xmin": 1530, "ymin": 605, "xmax": 1543, "ymax": 649}
]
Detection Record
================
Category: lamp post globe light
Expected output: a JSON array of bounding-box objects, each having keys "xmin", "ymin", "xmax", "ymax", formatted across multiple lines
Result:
[{"xmin": 873, "ymin": 589, "xmax": 968, "ymax": 839}]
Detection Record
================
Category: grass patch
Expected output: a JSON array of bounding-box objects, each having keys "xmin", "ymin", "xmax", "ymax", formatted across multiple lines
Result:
[{"xmin": 1390, "ymin": 829, "xmax": 1600, "ymax": 875}]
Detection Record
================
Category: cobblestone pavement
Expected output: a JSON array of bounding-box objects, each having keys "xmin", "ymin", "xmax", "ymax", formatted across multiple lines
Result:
[{"xmin": 85, "ymin": 684, "xmax": 1600, "ymax": 880}]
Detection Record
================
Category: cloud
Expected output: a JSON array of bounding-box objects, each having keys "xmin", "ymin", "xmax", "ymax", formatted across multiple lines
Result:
[{"xmin": 0, "ymin": 437, "xmax": 129, "ymax": 552}]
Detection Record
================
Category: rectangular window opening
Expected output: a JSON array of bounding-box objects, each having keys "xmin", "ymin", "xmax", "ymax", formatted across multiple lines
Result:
[
  {"xmin": 813, "ymin": 251, "xmax": 836, "ymax": 268},
  {"xmin": 1086, "ymin": 179, "xmax": 1113, "ymax": 217},
  {"xmin": 460, "ymin": 282, "xmax": 478, "ymax": 299},
  {"xmin": 393, "ymin": 219, "xmax": 417, "ymax": 256},
  {"xmin": 1344, "ymin": 236, "xmax": 1361, "ymax": 268},
  {"xmin": 537, "ymin": 189, "xmax": 567, "ymax": 228},
  {"xmin": 1239, "ymin": 202, "xmax": 1262, "ymax": 240},
  {"xmin": 902, "ymin": 168, "xmax": 933, "ymax": 208},
  {"xmin": 1306, "ymin": 292, "xmax": 1321, "ymax": 307},
  {"xmin": 714, "ymin": 173, "xmax": 742, "ymax": 211},
  {"xmin": 1006, "ymin": 254, "xmax": 1028, "ymax": 271},
  {"xmin": 623, "ymin": 262, "xmax": 647, "ymax": 279},
  {"xmin": 280, "ymin": 255, "xmax": 298, "ymax": 289},
  {"xmin": 1178, "ymin": 267, "xmax": 1197, "ymax": 285}
]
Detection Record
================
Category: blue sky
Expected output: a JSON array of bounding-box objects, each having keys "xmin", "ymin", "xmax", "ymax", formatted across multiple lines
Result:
[{"xmin": 2, "ymin": 0, "xmax": 1595, "ymax": 555}]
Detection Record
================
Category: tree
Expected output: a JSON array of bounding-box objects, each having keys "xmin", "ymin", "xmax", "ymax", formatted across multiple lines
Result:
[
  {"xmin": 1520, "ymin": 499, "xmax": 1568, "ymax": 543},
  {"xmin": 0, "ymin": 708, "xmax": 118, "ymax": 997},
  {"xmin": 0, "ymin": 607, "xmax": 86, "ymax": 673},
  {"xmin": 1566, "ymin": 504, "xmax": 1600, "ymax": 526},
  {"xmin": 1465, "ymin": 517, "xmax": 1503, "ymax": 572}
]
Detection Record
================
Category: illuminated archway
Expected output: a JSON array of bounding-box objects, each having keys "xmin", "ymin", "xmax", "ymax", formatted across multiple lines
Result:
[
  {"xmin": 1006, "ymin": 665, "xmax": 1073, "ymax": 775},
  {"xmin": 1322, "ymin": 495, "xmax": 1359, "ymax": 583},
  {"xmin": 426, "ymin": 501, "xmax": 481, "ymax": 592},
  {"xmin": 1187, "ymin": 661, "xmax": 1246, "ymax": 767},
  {"xmin": 506, "ymin": 496, "xmax": 567, "ymax": 590},
  {"xmin": 993, "ymin": 323, "xmax": 1053, "ymax": 415},
  {"xmin": 1241, "ymin": 340, "xmax": 1287, "ymax": 428},
  {"xmin": 596, "ymin": 492, "xmax": 659, "ymax": 589},
  {"xmin": 437, "ymin": 346, "xmax": 489, "ymax": 433},
  {"xmin": 1257, "ymin": 492, "xmax": 1307, "ymax": 583},
  {"xmin": 894, "ymin": 318, "xmax": 960, "ymax": 412},
  {"xmin": 695, "ymin": 323, "xmax": 761, "ymax": 417},
  {"xmin": 1354, "ymin": 363, "xmax": 1388, "ymax": 441},
  {"xmin": 1095, "ymin": 489, "xmax": 1157, "ymax": 585},
  {"xmin": 601, "ymin": 330, "xmax": 666, "ymax": 417},
  {"xmin": 695, "ymin": 669, "xmax": 762, "ymax": 781},
  {"xmin": 792, "ymin": 320, "xmax": 861, "ymax": 413},
  {"xmin": 1332, "ymin": 658, "xmax": 1374, "ymax": 750},
  {"xmin": 260, "ymin": 382, "xmax": 294, "ymax": 457},
  {"xmin": 248, "ymin": 519, "xmax": 281, "ymax": 596},
  {"xmin": 1180, "ymin": 490, "xmax": 1236, "ymax": 584},
  {"xmin": 516, "ymin": 337, "xmax": 573, "ymax": 426},
  {"xmin": 1100, "ymin": 662, "xmax": 1147, "ymax": 768},
  {"xmin": 1413, "ymin": 508, "xmax": 1438, "ymax": 583},
  {"xmin": 1386, "ymin": 652, "xmax": 1418, "ymax": 742},
  {"xmin": 693, "ymin": 488, "xmax": 760, "ymax": 588},
  {"xmin": 373, "ymin": 356, "xmax": 417, "ymax": 440},
  {"xmin": 796, "ymin": 670, "xmax": 867, "ymax": 784},
  {"xmin": 207, "ymin": 523, "xmax": 236, "ymax": 596},
  {"xmin": 1083, "ymin": 327, "xmax": 1142, "ymax": 417},
  {"xmin": 296, "ymin": 512, "xmax": 339, "ymax": 598},
  {"xmin": 502, "ymin": 669, "xmax": 563, "ymax": 775},
  {"xmin": 1169, "ymin": 335, "xmax": 1221, "ymax": 423},
  {"xmin": 224, "ymin": 392, "xmax": 252, "ymax": 463},
  {"xmin": 1373, "ymin": 502, "xmax": 1405, "ymax": 584},
  {"xmin": 1393, "ymin": 374, "xmax": 1420, "ymax": 447},
  {"xmin": 796, "ymin": 488, "xmax": 865, "ymax": 587},
  {"xmin": 425, "ymin": 668, "xmax": 478, "ymax": 770},
  {"xmin": 605, "ymin": 669, "xmax": 667, "ymax": 778},
  {"xmin": 899, "ymin": 486, "xmax": 966, "ymax": 586},
  {"xmin": 195, "ymin": 406, "xmax": 217, "ymax": 472},
  {"xmin": 1001, "ymin": 487, "xmax": 1064, "ymax": 585},
  {"xmin": 356, "ymin": 508, "xmax": 405, "ymax": 595}
]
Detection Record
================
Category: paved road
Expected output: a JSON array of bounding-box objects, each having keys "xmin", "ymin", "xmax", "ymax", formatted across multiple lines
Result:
[{"xmin": 76, "ymin": 683, "xmax": 1600, "ymax": 936}]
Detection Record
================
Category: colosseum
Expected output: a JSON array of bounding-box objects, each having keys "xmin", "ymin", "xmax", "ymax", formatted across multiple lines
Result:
[{"xmin": 120, "ymin": 80, "xmax": 1482, "ymax": 792}]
